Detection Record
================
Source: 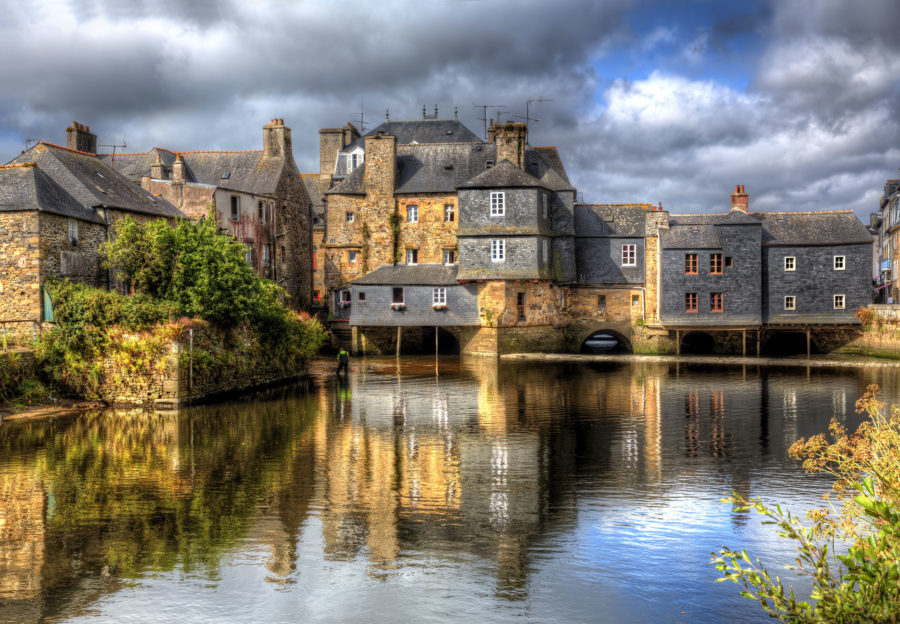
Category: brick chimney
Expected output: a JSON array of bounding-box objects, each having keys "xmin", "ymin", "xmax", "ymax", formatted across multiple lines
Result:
[
  {"xmin": 730, "ymin": 184, "xmax": 748, "ymax": 212},
  {"xmin": 150, "ymin": 152, "xmax": 169, "ymax": 180},
  {"xmin": 491, "ymin": 119, "xmax": 527, "ymax": 169},
  {"xmin": 172, "ymin": 153, "xmax": 186, "ymax": 183},
  {"xmin": 66, "ymin": 121, "xmax": 97, "ymax": 154},
  {"xmin": 263, "ymin": 117, "xmax": 292, "ymax": 160}
]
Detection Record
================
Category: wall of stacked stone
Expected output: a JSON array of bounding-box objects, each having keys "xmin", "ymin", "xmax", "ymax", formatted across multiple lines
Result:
[
  {"xmin": 0, "ymin": 212, "xmax": 41, "ymax": 324},
  {"xmin": 397, "ymin": 194, "xmax": 458, "ymax": 264},
  {"xmin": 39, "ymin": 213, "xmax": 106, "ymax": 288},
  {"xmin": 275, "ymin": 161, "xmax": 314, "ymax": 311}
]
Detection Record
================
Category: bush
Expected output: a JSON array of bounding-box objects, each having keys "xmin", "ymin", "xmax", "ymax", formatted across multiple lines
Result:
[{"xmin": 712, "ymin": 386, "xmax": 900, "ymax": 622}]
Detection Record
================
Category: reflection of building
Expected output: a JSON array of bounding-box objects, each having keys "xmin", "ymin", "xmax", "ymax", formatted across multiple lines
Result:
[{"xmin": 0, "ymin": 464, "xmax": 45, "ymax": 624}]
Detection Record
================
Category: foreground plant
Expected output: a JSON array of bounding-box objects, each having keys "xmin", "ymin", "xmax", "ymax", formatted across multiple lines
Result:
[{"xmin": 712, "ymin": 386, "xmax": 900, "ymax": 623}]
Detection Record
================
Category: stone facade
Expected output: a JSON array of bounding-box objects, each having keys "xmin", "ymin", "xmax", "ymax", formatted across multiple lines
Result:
[{"xmin": 0, "ymin": 212, "xmax": 41, "ymax": 324}]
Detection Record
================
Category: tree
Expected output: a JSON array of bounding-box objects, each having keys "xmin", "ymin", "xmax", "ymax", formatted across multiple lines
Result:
[{"xmin": 712, "ymin": 386, "xmax": 900, "ymax": 622}]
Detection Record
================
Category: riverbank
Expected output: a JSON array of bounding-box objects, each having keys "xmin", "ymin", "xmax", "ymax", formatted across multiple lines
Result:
[{"xmin": 501, "ymin": 352, "xmax": 900, "ymax": 368}]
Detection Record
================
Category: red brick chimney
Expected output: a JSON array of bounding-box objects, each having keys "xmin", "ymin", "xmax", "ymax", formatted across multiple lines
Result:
[
  {"xmin": 730, "ymin": 184, "xmax": 748, "ymax": 212},
  {"xmin": 66, "ymin": 121, "xmax": 97, "ymax": 154}
]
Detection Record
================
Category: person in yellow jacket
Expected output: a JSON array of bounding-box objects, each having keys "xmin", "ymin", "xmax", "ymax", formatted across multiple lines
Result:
[{"xmin": 336, "ymin": 348, "xmax": 349, "ymax": 375}]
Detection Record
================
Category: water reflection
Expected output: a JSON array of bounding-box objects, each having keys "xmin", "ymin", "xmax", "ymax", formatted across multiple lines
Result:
[{"xmin": 0, "ymin": 358, "xmax": 895, "ymax": 623}]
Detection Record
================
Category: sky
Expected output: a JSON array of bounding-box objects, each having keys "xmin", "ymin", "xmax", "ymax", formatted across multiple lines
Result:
[{"xmin": 1, "ymin": 0, "xmax": 898, "ymax": 218}]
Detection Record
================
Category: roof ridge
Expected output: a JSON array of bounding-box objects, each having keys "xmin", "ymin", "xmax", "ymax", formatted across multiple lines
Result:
[
  {"xmin": 399, "ymin": 141, "xmax": 488, "ymax": 147},
  {"xmin": 0, "ymin": 162, "xmax": 36, "ymax": 170},
  {"xmin": 175, "ymin": 149, "xmax": 263, "ymax": 154},
  {"xmin": 37, "ymin": 141, "xmax": 98, "ymax": 157},
  {"xmin": 763, "ymin": 210, "xmax": 855, "ymax": 215},
  {"xmin": 98, "ymin": 151, "xmax": 148, "ymax": 156}
]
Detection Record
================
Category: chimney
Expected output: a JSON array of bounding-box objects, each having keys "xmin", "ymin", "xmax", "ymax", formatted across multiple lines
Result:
[
  {"xmin": 730, "ymin": 184, "xmax": 748, "ymax": 212},
  {"xmin": 263, "ymin": 117, "xmax": 292, "ymax": 160},
  {"xmin": 66, "ymin": 121, "xmax": 97, "ymax": 154},
  {"xmin": 150, "ymin": 152, "xmax": 168, "ymax": 180},
  {"xmin": 491, "ymin": 119, "xmax": 527, "ymax": 169},
  {"xmin": 172, "ymin": 153, "xmax": 186, "ymax": 183},
  {"xmin": 319, "ymin": 123, "xmax": 360, "ymax": 180}
]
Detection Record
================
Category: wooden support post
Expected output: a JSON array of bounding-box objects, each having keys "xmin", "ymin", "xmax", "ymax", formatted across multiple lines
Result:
[
  {"xmin": 396, "ymin": 326, "xmax": 402, "ymax": 358},
  {"xmin": 756, "ymin": 331, "xmax": 761, "ymax": 357},
  {"xmin": 435, "ymin": 326, "xmax": 439, "ymax": 355},
  {"xmin": 742, "ymin": 330, "xmax": 746, "ymax": 356},
  {"xmin": 806, "ymin": 329, "xmax": 811, "ymax": 358},
  {"xmin": 351, "ymin": 326, "xmax": 358, "ymax": 355},
  {"xmin": 675, "ymin": 330, "xmax": 680, "ymax": 356}
]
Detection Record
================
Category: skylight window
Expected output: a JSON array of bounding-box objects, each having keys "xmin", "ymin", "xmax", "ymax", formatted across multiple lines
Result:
[{"xmin": 222, "ymin": 172, "xmax": 231, "ymax": 179}]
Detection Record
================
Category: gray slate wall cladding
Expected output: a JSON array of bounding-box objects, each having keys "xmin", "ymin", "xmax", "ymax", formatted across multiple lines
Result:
[
  {"xmin": 764, "ymin": 244, "xmax": 870, "ymax": 324},
  {"xmin": 457, "ymin": 188, "xmax": 552, "ymax": 235},
  {"xmin": 458, "ymin": 236, "xmax": 553, "ymax": 279},
  {"xmin": 349, "ymin": 283, "xmax": 480, "ymax": 326},
  {"xmin": 661, "ymin": 224, "xmax": 762, "ymax": 325},
  {"xmin": 575, "ymin": 237, "xmax": 644, "ymax": 284}
]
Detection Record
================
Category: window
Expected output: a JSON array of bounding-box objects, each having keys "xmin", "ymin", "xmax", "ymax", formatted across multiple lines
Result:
[
  {"xmin": 834, "ymin": 294, "xmax": 845, "ymax": 309},
  {"xmin": 351, "ymin": 152, "xmax": 361, "ymax": 170},
  {"xmin": 542, "ymin": 194, "xmax": 548, "ymax": 220},
  {"xmin": 725, "ymin": 256, "xmax": 733, "ymax": 268},
  {"xmin": 313, "ymin": 291, "xmax": 320, "ymax": 304},
  {"xmin": 270, "ymin": 201, "xmax": 275, "ymax": 224},
  {"xmin": 231, "ymin": 195, "xmax": 240, "ymax": 221},
  {"xmin": 685, "ymin": 292, "xmax": 698, "ymax": 313},
  {"xmin": 341, "ymin": 290, "xmax": 351, "ymax": 303},
  {"xmin": 312, "ymin": 247, "xmax": 317, "ymax": 270},
  {"xmin": 597, "ymin": 295, "xmax": 606, "ymax": 314},
  {"xmin": 433, "ymin": 288, "xmax": 446, "ymax": 305},
  {"xmin": 834, "ymin": 256, "xmax": 845, "ymax": 270},
  {"xmin": 258, "ymin": 200, "xmax": 265, "ymax": 224},
  {"xmin": 444, "ymin": 204, "xmax": 455, "ymax": 222},
  {"xmin": 685, "ymin": 253, "xmax": 698, "ymax": 274},
  {"xmin": 491, "ymin": 239, "xmax": 505, "ymax": 262},
  {"xmin": 543, "ymin": 239, "xmax": 549, "ymax": 262},
  {"xmin": 67, "ymin": 219, "xmax": 79, "ymax": 245},
  {"xmin": 490, "ymin": 192, "xmax": 505, "ymax": 216},
  {"xmin": 443, "ymin": 249, "xmax": 456, "ymax": 265},
  {"xmin": 784, "ymin": 296, "xmax": 796, "ymax": 311},
  {"xmin": 346, "ymin": 211, "xmax": 354, "ymax": 223},
  {"xmin": 632, "ymin": 294, "xmax": 640, "ymax": 307},
  {"xmin": 406, "ymin": 249, "xmax": 418, "ymax": 265},
  {"xmin": 710, "ymin": 253, "xmax": 723, "ymax": 275},
  {"xmin": 244, "ymin": 242, "xmax": 254, "ymax": 267},
  {"xmin": 262, "ymin": 244, "xmax": 272, "ymax": 267},
  {"xmin": 710, "ymin": 292, "xmax": 723, "ymax": 313},
  {"xmin": 517, "ymin": 292, "xmax": 526, "ymax": 321},
  {"xmin": 358, "ymin": 291, "xmax": 366, "ymax": 302},
  {"xmin": 348, "ymin": 250, "xmax": 358, "ymax": 264},
  {"xmin": 407, "ymin": 204, "xmax": 418, "ymax": 222},
  {"xmin": 622, "ymin": 244, "xmax": 636, "ymax": 266},
  {"xmin": 392, "ymin": 287, "xmax": 404, "ymax": 304},
  {"xmin": 784, "ymin": 256, "xmax": 796, "ymax": 271}
]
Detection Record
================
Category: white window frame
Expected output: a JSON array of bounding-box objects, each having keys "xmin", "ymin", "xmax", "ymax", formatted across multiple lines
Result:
[
  {"xmin": 784, "ymin": 256, "xmax": 796, "ymax": 271},
  {"xmin": 444, "ymin": 204, "xmax": 455, "ymax": 222},
  {"xmin": 406, "ymin": 249, "xmax": 418, "ymax": 265},
  {"xmin": 67, "ymin": 218, "xmax": 79, "ymax": 245},
  {"xmin": 784, "ymin": 295, "xmax": 796, "ymax": 311},
  {"xmin": 443, "ymin": 249, "xmax": 456, "ymax": 265},
  {"xmin": 490, "ymin": 192, "xmax": 505, "ymax": 216},
  {"xmin": 834, "ymin": 256, "xmax": 845, "ymax": 271},
  {"xmin": 491, "ymin": 239, "xmax": 505, "ymax": 262},
  {"xmin": 340, "ymin": 290, "xmax": 351, "ymax": 303},
  {"xmin": 621, "ymin": 244, "xmax": 636, "ymax": 266},
  {"xmin": 834, "ymin": 294, "xmax": 845, "ymax": 309},
  {"xmin": 346, "ymin": 211, "xmax": 354, "ymax": 223},
  {"xmin": 348, "ymin": 250, "xmax": 358, "ymax": 264},
  {"xmin": 262, "ymin": 244, "xmax": 271, "ymax": 267},
  {"xmin": 542, "ymin": 194, "xmax": 548, "ymax": 220},
  {"xmin": 407, "ymin": 204, "xmax": 418, "ymax": 223},
  {"xmin": 433, "ymin": 287, "xmax": 446, "ymax": 305},
  {"xmin": 244, "ymin": 242, "xmax": 254, "ymax": 266},
  {"xmin": 542, "ymin": 239, "xmax": 549, "ymax": 262}
]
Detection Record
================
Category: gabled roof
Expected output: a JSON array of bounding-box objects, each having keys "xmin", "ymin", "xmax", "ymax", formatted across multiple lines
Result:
[
  {"xmin": 351, "ymin": 263, "xmax": 459, "ymax": 286},
  {"xmin": 759, "ymin": 211, "xmax": 873, "ymax": 245},
  {"xmin": 574, "ymin": 204, "xmax": 651, "ymax": 237},
  {"xmin": 327, "ymin": 162, "xmax": 366, "ymax": 195},
  {"xmin": 343, "ymin": 119, "xmax": 481, "ymax": 151},
  {"xmin": 10, "ymin": 144, "xmax": 180, "ymax": 218},
  {"xmin": 718, "ymin": 209, "xmax": 760, "ymax": 225},
  {"xmin": 457, "ymin": 159, "xmax": 548, "ymax": 190},
  {"xmin": 661, "ymin": 224, "xmax": 721, "ymax": 249},
  {"xmin": 0, "ymin": 163, "xmax": 104, "ymax": 223},
  {"xmin": 526, "ymin": 147, "xmax": 574, "ymax": 192},
  {"xmin": 101, "ymin": 148, "xmax": 177, "ymax": 181},
  {"xmin": 397, "ymin": 143, "xmax": 498, "ymax": 193}
]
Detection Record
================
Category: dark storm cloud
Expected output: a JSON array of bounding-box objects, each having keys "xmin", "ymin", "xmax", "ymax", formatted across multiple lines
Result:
[{"xmin": 0, "ymin": 0, "xmax": 898, "ymax": 220}]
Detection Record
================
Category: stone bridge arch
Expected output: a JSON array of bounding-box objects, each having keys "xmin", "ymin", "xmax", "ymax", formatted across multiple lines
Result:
[{"xmin": 577, "ymin": 322, "xmax": 634, "ymax": 353}]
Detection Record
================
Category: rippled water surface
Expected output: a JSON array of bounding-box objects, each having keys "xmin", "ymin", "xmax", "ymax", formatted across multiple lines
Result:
[{"xmin": 1, "ymin": 357, "xmax": 899, "ymax": 623}]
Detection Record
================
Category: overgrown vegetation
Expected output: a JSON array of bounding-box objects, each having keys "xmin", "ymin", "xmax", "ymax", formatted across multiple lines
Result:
[
  {"xmin": 33, "ymin": 217, "xmax": 325, "ymax": 400},
  {"xmin": 712, "ymin": 386, "xmax": 900, "ymax": 622},
  {"xmin": 0, "ymin": 352, "xmax": 49, "ymax": 408}
]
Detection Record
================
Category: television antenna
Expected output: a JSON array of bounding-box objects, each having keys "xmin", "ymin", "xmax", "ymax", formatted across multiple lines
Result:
[
  {"xmin": 473, "ymin": 103, "xmax": 506, "ymax": 140},
  {"xmin": 353, "ymin": 98, "xmax": 368, "ymax": 134},
  {"xmin": 513, "ymin": 97, "xmax": 553, "ymax": 141},
  {"xmin": 99, "ymin": 139, "xmax": 127, "ymax": 166}
]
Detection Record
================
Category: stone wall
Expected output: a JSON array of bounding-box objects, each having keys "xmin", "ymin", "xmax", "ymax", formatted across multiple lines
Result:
[
  {"xmin": 0, "ymin": 212, "xmax": 41, "ymax": 323},
  {"xmin": 274, "ymin": 158, "xmax": 314, "ymax": 310},
  {"xmin": 38, "ymin": 213, "xmax": 106, "ymax": 288},
  {"xmin": 397, "ymin": 194, "xmax": 458, "ymax": 264}
]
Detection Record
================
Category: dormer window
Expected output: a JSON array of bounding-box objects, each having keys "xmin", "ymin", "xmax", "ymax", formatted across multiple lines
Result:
[{"xmin": 351, "ymin": 153, "xmax": 361, "ymax": 170}]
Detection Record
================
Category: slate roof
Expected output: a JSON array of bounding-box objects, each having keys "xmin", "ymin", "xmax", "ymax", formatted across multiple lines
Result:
[
  {"xmin": 343, "ymin": 119, "xmax": 481, "ymax": 151},
  {"xmin": 0, "ymin": 163, "xmax": 104, "ymax": 223},
  {"xmin": 574, "ymin": 204, "xmax": 651, "ymax": 237},
  {"xmin": 352, "ymin": 263, "xmax": 459, "ymax": 286},
  {"xmin": 457, "ymin": 159, "xmax": 549, "ymax": 190},
  {"xmin": 663, "ymin": 209, "xmax": 872, "ymax": 248},
  {"xmin": 10, "ymin": 144, "xmax": 181, "ymax": 218},
  {"xmin": 525, "ymin": 147, "xmax": 574, "ymax": 192},
  {"xmin": 104, "ymin": 148, "xmax": 284, "ymax": 195}
]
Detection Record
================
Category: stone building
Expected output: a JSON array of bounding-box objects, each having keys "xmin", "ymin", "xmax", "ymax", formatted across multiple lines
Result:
[
  {"xmin": 871, "ymin": 174, "xmax": 899, "ymax": 301},
  {"xmin": 104, "ymin": 118, "xmax": 313, "ymax": 310},
  {"xmin": 1, "ymin": 123, "xmax": 180, "ymax": 330}
]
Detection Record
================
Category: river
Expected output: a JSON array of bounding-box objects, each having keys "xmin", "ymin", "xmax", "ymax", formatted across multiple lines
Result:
[{"xmin": 1, "ymin": 356, "xmax": 897, "ymax": 623}]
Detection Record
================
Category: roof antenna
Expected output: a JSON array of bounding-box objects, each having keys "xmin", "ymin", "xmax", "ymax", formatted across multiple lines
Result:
[
  {"xmin": 434, "ymin": 105, "xmax": 438, "ymax": 118},
  {"xmin": 472, "ymin": 103, "xmax": 506, "ymax": 140},
  {"xmin": 353, "ymin": 98, "xmax": 367, "ymax": 134},
  {"xmin": 99, "ymin": 139, "xmax": 127, "ymax": 166},
  {"xmin": 25, "ymin": 138, "xmax": 38, "ymax": 151},
  {"xmin": 454, "ymin": 106, "xmax": 458, "ymax": 120},
  {"xmin": 385, "ymin": 108, "xmax": 390, "ymax": 122},
  {"xmin": 422, "ymin": 105, "xmax": 427, "ymax": 119},
  {"xmin": 513, "ymin": 97, "xmax": 553, "ymax": 142}
]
